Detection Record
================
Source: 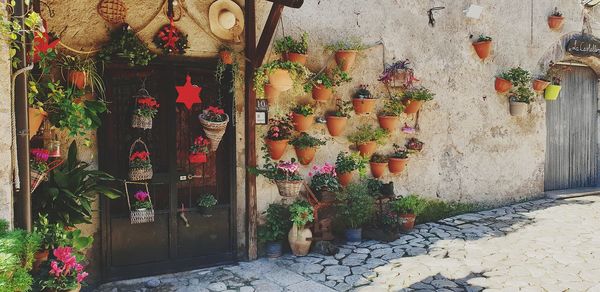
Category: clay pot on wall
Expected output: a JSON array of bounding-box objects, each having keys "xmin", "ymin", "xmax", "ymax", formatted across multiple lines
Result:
[
  {"xmin": 68, "ymin": 71, "xmax": 87, "ymax": 89},
  {"xmin": 312, "ymin": 85, "xmax": 333, "ymax": 102},
  {"xmin": 509, "ymin": 101, "xmax": 528, "ymax": 116},
  {"xmin": 548, "ymin": 15, "xmax": 564, "ymax": 30},
  {"xmin": 284, "ymin": 53, "xmax": 308, "ymax": 65},
  {"xmin": 28, "ymin": 107, "xmax": 47, "ymax": 140},
  {"xmin": 265, "ymin": 139, "xmax": 289, "ymax": 160},
  {"xmin": 388, "ymin": 158, "xmax": 408, "ymax": 174},
  {"xmin": 472, "ymin": 40, "xmax": 492, "ymax": 60},
  {"xmin": 294, "ymin": 147, "xmax": 317, "ymax": 165},
  {"xmin": 268, "ymin": 69, "xmax": 293, "ymax": 91},
  {"xmin": 404, "ymin": 99, "xmax": 423, "ymax": 114},
  {"xmin": 370, "ymin": 161, "xmax": 387, "ymax": 178},
  {"xmin": 326, "ymin": 116, "xmax": 347, "ymax": 136},
  {"xmin": 357, "ymin": 141, "xmax": 377, "ymax": 158},
  {"xmin": 288, "ymin": 224, "xmax": 312, "ymax": 256},
  {"xmin": 352, "ymin": 98, "xmax": 376, "ymax": 114},
  {"xmin": 400, "ymin": 213, "xmax": 416, "ymax": 231},
  {"xmin": 292, "ymin": 113, "xmax": 314, "ymax": 132},
  {"xmin": 378, "ymin": 116, "xmax": 400, "ymax": 132},
  {"xmin": 264, "ymin": 84, "xmax": 281, "ymax": 105},
  {"xmin": 337, "ymin": 171, "xmax": 354, "ymax": 187},
  {"xmin": 335, "ymin": 50, "xmax": 357, "ymax": 72},
  {"xmin": 544, "ymin": 85, "xmax": 562, "ymax": 101},
  {"xmin": 495, "ymin": 77, "xmax": 512, "ymax": 93},
  {"xmin": 219, "ymin": 50, "xmax": 234, "ymax": 65},
  {"xmin": 533, "ymin": 79, "xmax": 550, "ymax": 92}
]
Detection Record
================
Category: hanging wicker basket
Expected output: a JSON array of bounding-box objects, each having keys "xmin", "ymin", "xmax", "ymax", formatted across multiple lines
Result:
[
  {"xmin": 97, "ymin": 0, "xmax": 128, "ymax": 24},
  {"xmin": 131, "ymin": 114, "xmax": 152, "ymax": 130},
  {"xmin": 274, "ymin": 179, "xmax": 302, "ymax": 197},
  {"xmin": 31, "ymin": 160, "xmax": 63, "ymax": 193},
  {"xmin": 128, "ymin": 138, "xmax": 153, "ymax": 181},
  {"xmin": 125, "ymin": 182, "xmax": 155, "ymax": 224},
  {"xmin": 199, "ymin": 114, "xmax": 229, "ymax": 152}
]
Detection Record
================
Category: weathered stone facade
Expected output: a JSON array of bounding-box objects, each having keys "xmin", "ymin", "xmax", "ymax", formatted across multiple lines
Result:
[{"xmin": 0, "ymin": 15, "xmax": 14, "ymax": 226}]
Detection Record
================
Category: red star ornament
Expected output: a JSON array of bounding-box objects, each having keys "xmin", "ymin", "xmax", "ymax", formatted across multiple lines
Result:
[
  {"xmin": 176, "ymin": 74, "xmax": 202, "ymax": 110},
  {"xmin": 32, "ymin": 22, "xmax": 60, "ymax": 63}
]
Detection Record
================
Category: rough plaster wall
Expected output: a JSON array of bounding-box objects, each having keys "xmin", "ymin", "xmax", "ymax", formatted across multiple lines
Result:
[
  {"xmin": 0, "ymin": 19, "xmax": 13, "ymax": 226},
  {"xmin": 253, "ymin": 0, "xmax": 599, "ymax": 213}
]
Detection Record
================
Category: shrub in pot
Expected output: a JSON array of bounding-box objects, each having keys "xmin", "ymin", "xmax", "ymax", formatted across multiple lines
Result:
[
  {"xmin": 291, "ymin": 104, "xmax": 315, "ymax": 132},
  {"xmin": 390, "ymin": 195, "xmax": 428, "ymax": 231},
  {"xmin": 325, "ymin": 38, "xmax": 366, "ymax": 72},
  {"xmin": 264, "ymin": 114, "xmax": 294, "ymax": 160},
  {"xmin": 388, "ymin": 144, "xmax": 410, "ymax": 174},
  {"xmin": 305, "ymin": 67, "xmax": 352, "ymax": 102},
  {"xmin": 274, "ymin": 32, "xmax": 309, "ymax": 65},
  {"xmin": 509, "ymin": 86, "xmax": 534, "ymax": 116},
  {"xmin": 197, "ymin": 193, "xmax": 218, "ymax": 216},
  {"xmin": 370, "ymin": 153, "xmax": 388, "ymax": 178},
  {"xmin": 378, "ymin": 59, "xmax": 418, "ymax": 89},
  {"xmin": 377, "ymin": 97, "xmax": 405, "ymax": 132},
  {"xmin": 258, "ymin": 203, "xmax": 291, "ymax": 258},
  {"xmin": 496, "ymin": 67, "xmax": 530, "ymax": 94},
  {"xmin": 335, "ymin": 151, "xmax": 367, "ymax": 186},
  {"xmin": 288, "ymin": 200, "xmax": 314, "ymax": 256},
  {"xmin": 336, "ymin": 183, "xmax": 376, "ymax": 242},
  {"xmin": 403, "ymin": 86, "xmax": 435, "ymax": 114},
  {"xmin": 544, "ymin": 76, "xmax": 562, "ymax": 101},
  {"xmin": 252, "ymin": 158, "xmax": 303, "ymax": 198},
  {"xmin": 309, "ymin": 163, "xmax": 341, "ymax": 202},
  {"xmin": 472, "ymin": 34, "xmax": 492, "ymax": 60},
  {"xmin": 0, "ymin": 221, "xmax": 41, "ymax": 292},
  {"xmin": 348, "ymin": 124, "xmax": 389, "ymax": 158},
  {"xmin": 290, "ymin": 133, "xmax": 326, "ymax": 165},
  {"xmin": 253, "ymin": 60, "xmax": 310, "ymax": 97},
  {"xmin": 326, "ymin": 101, "xmax": 352, "ymax": 136},
  {"xmin": 548, "ymin": 7, "xmax": 564, "ymax": 30},
  {"xmin": 352, "ymin": 85, "xmax": 379, "ymax": 114}
]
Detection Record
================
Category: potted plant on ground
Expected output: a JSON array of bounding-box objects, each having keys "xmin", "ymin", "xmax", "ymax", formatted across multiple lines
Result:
[
  {"xmin": 352, "ymin": 84, "xmax": 379, "ymax": 114},
  {"xmin": 264, "ymin": 114, "xmax": 294, "ymax": 160},
  {"xmin": 199, "ymin": 106, "xmax": 229, "ymax": 151},
  {"xmin": 336, "ymin": 183, "xmax": 375, "ymax": 242},
  {"xmin": 325, "ymin": 38, "xmax": 366, "ymax": 72},
  {"xmin": 532, "ymin": 76, "xmax": 551, "ymax": 92},
  {"xmin": 406, "ymin": 138, "xmax": 424, "ymax": 152},
  {"xmin": 274, "ymin": 32, "xmax": 309, "ymax": 65},
  {"xmin": 291, "ymin": 104, "xmax": 315, "ymax": 132},
  {"xmin": 288, "ymin": 200, "xmax": 314, "ymax": 256},
  {"xmin": 258, "ymin": 203, "xmax": 291, "ymax": 258},
  {"xmin": 348, "ymin": 124, "xmax": 389, "ymax": 158},
  {"xmin": 403, "ymin": 86, "xmax": 435, "ymax": 114},
  {"xmin": 309, "ymin": 163, "xmax": 341, "ymax": 202},
  {"xmin": 253, "ymin": 60, "xmax": 310, "ymax": 97},
  {"xmin": 472, "ymin": 34, "xmax": 492, "ymax": 60},
  {"xmin": 0, "ymin": 219, "xmax": 41, "ymax": 292},
  {"xmin": 290, "ymin": 133, "xmax": 326, "ymax": 165},
  {"xmin": 132, "ymin": 93, "xmax": 159, "ymax": 130},
  {"xmin": 369, "ymin": 153, "xmax": 388, "ymax": 178},
  {"xmin": 388, "ymin": 144, "xmax": 410, "ymax": 174},
  {"xmin": 544, "ymin": 76, "xmax": 562, "ymax": 101},
  {"xmin": 98, "ymin": 24, "xmax": 156, "ymax": 67},
  {"xmin": 378, "ymin": 59, "xmax": 418, "ymax": 89},
  {"xmin": 33, "ymin": 214, "xmax": 66, "ymax": 272},
  {"xmin": 304, "ymin": 67, "xmax": 352, "ymax": 102},
  {"xmin": 39, "ymin": 246, "xmax": 89, "ymax": 292},
  {"xmin": 326, "ymin": 100, "xmax": 352, "ymax": 136},
  {"xmin": 548, "ymin": 7, "xmax": 564, "ymax": 30},
  {"xmin": 189, "ymin": 136, "xmax": 210, "ymax": 164},
  {"xmin": 377, "ymin": 97, "xmax": 405, "ymax": 132},
  {"xmin": 197, "ymin": 193, "xmax": 218, "ymax": 216},
  {"xmin": 509, "ymin": 86, "xmax": 534, "ymax": 116},
  {"xmin": 335, "ymin": 151, "xmax": 367, "ymax": 186},
  {"xmin": 390, "ymin": 195, "xmax": 428, "ymax": 231}
]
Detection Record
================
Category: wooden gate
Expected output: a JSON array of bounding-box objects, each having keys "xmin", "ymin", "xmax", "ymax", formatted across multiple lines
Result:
[{"xmin": 545, "ymin": 65, "xmax": 599, "ymax": 191}]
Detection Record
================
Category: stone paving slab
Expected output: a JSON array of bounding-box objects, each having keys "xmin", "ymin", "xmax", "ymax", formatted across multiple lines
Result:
[{"xmin": 96, "ymin": 197, "xmax": 600, "ymax": 292}]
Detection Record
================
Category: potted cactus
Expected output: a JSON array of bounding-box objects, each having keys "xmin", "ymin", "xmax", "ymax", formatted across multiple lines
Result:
[
  {"xmin": 348, "ymin": 125, "xmax": 389, "ymax": 158},
  {"xmin": 290, "ymin": 133, "xmax": 326, "ymax": 165},
  {"xmin": 274, "ymin": 32, "xmax": 309, "ymax": 65}
]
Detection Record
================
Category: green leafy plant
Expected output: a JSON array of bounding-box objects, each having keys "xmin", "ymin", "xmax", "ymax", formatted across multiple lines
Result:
[
  {"xmin": 336, "ymin": 183, "xmax": 376, "ymax": 229},
  {"xmin": 476, "ymin": 34, "xmax": 492, "ymax": 42},
  {"xmin": 0, "ymin": 0, "xmax": 42, "ymax": 68},
  {"xmin": 309, "ymin": 163, "xmax": 341, "ymax": 192},
  {"xmin": 33, "ymin": 141, "xmax": 121, "ymax": 227},
  {"xmin": 98, "ymin": 24, "xmax": 156, "ymax": 67},
  {"xmin": 215, "ymin": 45, "xmax": 241, "ymax": 104},
  {"xmin": 404, "ymin": 86, "xmax": 435, "ymax": 101},
  {"xmin": 348, "ymin": 124, "xmax": 389, "ymax": 145},
  {"xmin": 291, "ymin": 104, "xmax": 314, "ymax": 117},
  {"xmin": 197, "ymin": 193, "xmax": 218, "ymax": 208},
  {"xmin": 335, "ymin": 151, "xmax": 367, "ymax": 175},
  {"xmin": 328, "ymin": 101, "xmax": 353, "ymax": 118},
  {"xmin": 304, "ymin": 67, "xmax": 352, "ymax": 91},
  {"xmin": 253, "ymin": 60, "xmax": 311, "ymax": 97},
  {"xmin": 370, "ymin": 153, "xmax": 388, "ymax": 163},
  {"xmin": 258, "ymin": 203, "xmax": 291, "ymax": 243},
  {"xmin": 0, "ymin": 220, "xmax": 41, "ymax": 292},
  {"xmin": 389, "ymin": 144, "xmax": 409, "ymax": 159},
  {"xmin": 509, "ymin": 86, "xmax": 535, "ymax": 104},
  {"xmin": 498, "ymin": 67, "xmax": 531, "ymax": 87},
  {"xmin": 274, "ymin": 32, "xmax": 308, "ymax": 55},
  {"xmin": 289, "ymin": 133, "xmax": 326, "ymax": 149},
  {"xmin": 354, "ymin": 84, "xmax": 376, "ymax": 99},
  {"xmin": 366, "ymin": 178, "xmax": 384, "ymax": 196},
  {"xmin": 378, "ymin": 97, "xmax": 405, "ymax": 116},
  {"xmin": 57, "ymin": 54, "xmax": 106, "ymax": 99},
  {"xmin": 390, "ymin": 195, "xmax": 428, "ymax": 215},
  {"xmin": 289, "ymin": 200, "xmax": 314, "ymax": 228},
  {"xmin": 34, "ymin": 213, "xmax": 67, "ymax": 251},
  {"xmin": 551, "ymin": 7, "xmax": 563, "ymax": 17},
  {"xmin": 325, "ymin": 37, "xmax": 366, "ymax": 51}
]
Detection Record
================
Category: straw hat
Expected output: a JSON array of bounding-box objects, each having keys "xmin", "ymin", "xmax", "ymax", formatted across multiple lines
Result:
[{"xmin": 209, "ymin": 0, "xmax": 244, "ymax": 42}]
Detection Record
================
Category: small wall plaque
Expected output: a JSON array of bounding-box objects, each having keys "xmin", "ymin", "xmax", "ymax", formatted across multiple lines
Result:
[
  {"xmin": 566, "ymin": 35, "xmax": 600, "ymax": 58},
  {"xmin": 256, "ymin": 99, "xmax": 269, "ymax": 125}
]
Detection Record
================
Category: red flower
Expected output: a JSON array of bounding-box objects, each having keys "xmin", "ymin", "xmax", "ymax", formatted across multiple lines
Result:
[
  {"xmin": 130, "ymin": 151, "xmax": 150, "ymax": 161},
  {"xmin": 206, "ymin": 106, "xmax": 225, "ymax": 115}
]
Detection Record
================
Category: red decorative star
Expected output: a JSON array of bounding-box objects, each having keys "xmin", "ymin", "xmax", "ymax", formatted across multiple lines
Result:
[
  {"xmin": 32, "ymin": 21, "xmax": 59, "ymax": 63},
  {"xmin": 176, "ymin": 74, "xmax": 202, "ymax": 110}
]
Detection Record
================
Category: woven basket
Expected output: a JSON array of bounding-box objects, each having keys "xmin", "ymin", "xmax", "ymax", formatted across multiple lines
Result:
[
  {"xmin": 97, "ymin": 0, "xmax": 128, "ymax": 24},
  {"xmin": 30, "ymin": 169, "xmax": 46, "ymax": 192},
  {"xmin": 275, "ymin": 180, "xmax": 302, "ymax": 197},
  {"xmin": 131, "ymin": 114, "xmax": 152, "ymax": 130},
  {"xmin": 125, "ymin": 182, "xmax": 155, "ymax": 224},
  {"xmin": 199, "ymin": 114, "xmax": 229, "ymax": 152},
  {"xmin": 128, "ymin": 138, "xmax": 153, "ymax": 181}
]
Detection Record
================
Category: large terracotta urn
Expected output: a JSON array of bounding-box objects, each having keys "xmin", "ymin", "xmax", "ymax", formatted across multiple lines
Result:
[{"xmin": 288, "ymin": 224, "xmax": 312, "ymax": 256}]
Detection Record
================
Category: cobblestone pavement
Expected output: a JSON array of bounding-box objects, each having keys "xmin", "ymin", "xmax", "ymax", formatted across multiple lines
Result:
[{"xmin": 96, "ymin": 196, "xmax": 600, "ymax": 292}]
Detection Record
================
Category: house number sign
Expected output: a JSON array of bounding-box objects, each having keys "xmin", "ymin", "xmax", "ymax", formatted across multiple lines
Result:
[{"xmin": 566, "ymin": 35, "xmax": 600, "ymax": 58}]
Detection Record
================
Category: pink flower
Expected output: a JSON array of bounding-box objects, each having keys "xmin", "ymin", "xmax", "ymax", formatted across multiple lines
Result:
[
  {"xmin": 75, "ymin": 263, "xmax": 84, "ymax": 273},
  {"xmin": 308, "ymin": 172, "xmax": 313, "ymax": 177},
  {"xmin": 53, "ymin": 246, "xmax": 73, "ymax": 262},
  {"xmin": 49, "ymin": 260, "xmax": 63, "ymax": 277},
  {"xmin": 134, "ymin": 191, "xmax": 149, "ymax": 202},
  {"xmin": 76, "ymin": 272, "xmax": 89, "ymax": 283},
  {"xmin": 273, "ymin": 126, "xmax": 279, "ymax": 131},
  {"xmin": 272, "ymin": 132, "xmax": 279, "ymax": 138}
]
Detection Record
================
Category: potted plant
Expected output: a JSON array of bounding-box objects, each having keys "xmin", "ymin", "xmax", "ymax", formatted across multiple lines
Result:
[
  {"xmin": 264, "ymin": 114, "xmax": 294, "ymax": 160},
  {"xmin": 199, "ymin": 106, "xmax": 229, "ymax": 151},
  {"xmin": 309, "ymin": 163, "xmax": 341, "ymax": 202},
  {"xmin": 326, "ymin": 100, "xmax": 352, "ymax": 136},
  {"xmin": 131, "ymin": 190, "xmax": 152, "ymax": 211},
  {"xmin": 39, "ymin": 246, "xmax": 89, "ymax": 292},
  {"xmin": 253, "ymin": 60, "xmax": 310, "ymax": 96},
  {"xmin": 406, "ymin": 138, "xmax": 424, "ymax": 152},
  {"xmin": 496, "ymin": 67, "xmax": 530, "ymax": 94},
  {"xmin": 305, "ymin": 67, "xmax": 352, "ymax": 102},
  {"xmin": 33, "ymin": 214, "xmax": 66, "ymax": 272},
  {"xmin": 274, "ymin": 32, "xmax": 309, "ymax": 65},
  {"xmin": 352, "ymin": 84, "xmax": 379, "ymax": 114},
  {"xmin": 390, "ymin": 195, "xmax": 428, "ymax": 231},
  {"xmin": 348, "ymin": 124, "xmax": 389, "ymax": 158},
  {"xmin": 548, "ymin": 7, "xmax": 564, "ymax": 30},
  {"xmin": 403, "ymin": 86, "xmax": 435, "ymax": 114},
  {"xmin": 129, "ymin": 142, "xmax": 153, "ymax": 181},
  {"xmin": 291, "ymin": 104, "xmax": 315, "ymax": 132},
  {"xmin": 132, "ymin": 93, "xmax": 159, "ymax": 130},
  {"xmin": 388, "ymin": 144, "xmax": 410, "ymax": 174},
  {"xmin": 290, "ymin": 133, "xmax": 326, "ymax": 165},
  {"xmin": 532, "ymin": 76, "xmax": 551, "ymax": 92},
  {"xmin": 378, "ymin": 59, "xmax": 418, "ymax": 89},
  {"xmin": 218, "ymin": 44, "xmax": 234, "ymax": 65},
  {"xmin": 57, "ymin": 55, "xmax": 105, "ymax": 98},
  {"xmin": 377, "ymin": 97, "xmax": 405, "ymax": 132},
  {"xmin": 369, "ymin": 153, "xmax": 388, "ymax": 178},
  {"xmin": 197, "ymin": 193, "xmax": 218, "ymax": 216},
  {"xmin": 509, "ymin": 86, "xmax": 534, "ymax": 116},
  {"xmin": 336, "ymin": 183, "xmax": 376, "ymax": 242},
  {"xmin": 0, "ymin": 220, "xmax": 41, "ymax": 292},
  {"xmin": 98, "ymin": 24, "xmax": 156, "ymax": 67},
  {"xmin": 335, "ymin": 151, "xmax": 367, "ymax": 187},
  {"xmin": 495, "ymin": 71, "xmax": 513, "ymax": 94},
  {"xmin": 258, "ymin": 203, "xmax": 291, "ymax": 258},
  {"xmin": 472, "ymin": 34, "xmax": 492, "ymax": 60},
  {"xmin": 544, "ymin": 76, "xmax": 562, "ymax": 101},
  {"xmin": 288, "ymin": 200, "xmax": 314, "ymax": 256},
  {"xmin": 189, "ymin": 136, "xmax": 210, "ymax": 164},
  {"xmin": 253, "ymin": 159, "xmax": 303, "ymax": 197},
  {"xmin": 325, "ymin": 38, "xmax": 366, "ymax": 72},
  {"xmin": 30, "ymin": 148, "xmax": 49, "ymax": 190}
]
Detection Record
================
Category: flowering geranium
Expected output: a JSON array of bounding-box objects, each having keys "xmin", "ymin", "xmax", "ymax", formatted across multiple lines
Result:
[
  {"xmin": 265, "ymin": 114, "xmax": 293, "ymax": 141},
  {"xmin": 129, "ymin": 151, "xmax": 151, "ymax": 169},
  {"xmin": 189, "ymin": 136, "xmax": 210, "ymax": 154},
  {"xmin": 135, "ymin": 96, "xmax": 160, "ymax": 118},
  {"xmin": 252, "ymin": 159, "xmax": 303, "ymax": 181},
  {"xmin": 132, "ymin": 190, "xmax": 152, "ymax": 210},
  {"xmin": 42, "ymin": 247, "xmax": 88, "ymax": 291},
  {"xmin": 201, "ymin": 106, "xmax": 228, "ymax": 122},
  {"xmin": 31, "ymin": 148, "xmax": 50, "ymax": 172},
  {"xmin": 309, "ymin": 163, "xmax": 341, "ymax": 192}
]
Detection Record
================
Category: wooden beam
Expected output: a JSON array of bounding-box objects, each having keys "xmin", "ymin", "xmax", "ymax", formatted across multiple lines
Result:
[
  {"xmin": 254, "ymin": 4, "xmax": 284, "ymax": 66},
  {"xmin": 266, "ymin": 0, "xmax": 304, "ymax": 8}
]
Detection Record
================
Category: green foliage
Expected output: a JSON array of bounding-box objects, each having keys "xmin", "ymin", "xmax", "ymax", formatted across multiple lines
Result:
[
  {"xmin": 0, "ymin": 220, "xmax": 41, "ymax": 292},
  {"xmin": 416, "ymin": 200, "xmax": 480, "ymax": 224},
  {"xmin": 390, "ymin": 195, "xmax": 428, "ymax": 215},
  {"xmin": 34, "ymin": 213, "xmax": 67, "ymax": 250},
  {"xmin": 370, "ymin": 153, "xmax": 388, "ymax": 163},
  {"xmin": 335, "ymin": 151, "xmax": 367, "ymax": 175},
  {"xmin": 509, "ymin": 86, "xmax": 535, "ymax": 104},
  {"xmin": 328, "ymin": 101, "xmax": 353, "ymax": 118},
  {"xmin": 57, "ymin": 55, "xmax": 106, "ymax": 99},
  {"xmin": 98, "ymin": 25, "xmax": 156, "ymax": 67},
  {"xmin": 325, "ymin": 37, "xmax": 366, "ymax": 51},
  {"xmin": 389, "ymin": 143, "xmax": 409, "ymax": 159},
  {"xmin": 197, "ymin": 193, "xmax": 218, "ymax": 208},
  {"xmin": 274, "ymin": 32, "xmax": 309, "ymax": 55},
  {"xmin": 258, "ymin": 203, "xmax": 291, "ymax": 243},
  {"xmin": 378, "ymin": 97, "xmax": 405, "ymax": 116},
  {"xmin": 291, "ymin": 104, "xmax": 314, "ymax": 116},
  {"xmin": 348, "ymin": 124, "xmax": 389, "ymax": 145},
  {"xmin": 476, "ymin": 34, "xmax": 492, "ymax": 42},
  {"xmin": 336, "ymin": 183, "xmax": 376, "ymax": 228},
  {"xmin": 0, "ymin": 0, "xmax": 42, "ymax": 68},
  {"xmin": 290, "ymin": 133, "xmax": 326, "ymax": 149},
  {"xmin": 289, "ymin": 200, "xmax": 314, "ymax": 228},
  {"xmin": 33, "ymin": 141, "xmax": 121, "ymax": 227},
  {"xmin": 551, "ymin": 7, "xmax": 563, "ymax": 17},
  {"xmin": 404, "ymin": 86, "xmax": 435, "ymax": 101},
  {"xmin": 366, "ymin": 178, "xmax": 384, "ymax": 196},
  {"xmin": 305, "ymin": 67, "xmax": 352, "ymax": 91},
  {"xmin": 499, "ymin": 67, "xmax": 531, "ymax": 87},
  {"xmin": 132, "ymin": 200, "xmax": 153, "ymax": 210},
  {"xmin": 253, "ymin": 60, "xmax": 311, "ymax": 98}
]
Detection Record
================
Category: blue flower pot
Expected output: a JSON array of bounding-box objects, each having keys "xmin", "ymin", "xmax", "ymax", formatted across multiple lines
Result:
[
  {"xmin": 345, "ymin": 228, "xmax": 362, "ymax": 243},
  {"xmin": 266, "ymin": 241, "xmax": 282, "ymax": 258}
]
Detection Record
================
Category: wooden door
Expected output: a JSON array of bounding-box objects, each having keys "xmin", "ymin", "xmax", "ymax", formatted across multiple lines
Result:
[
  {"xmin": 99, "ymin": 59, "xmax": 236, "ymax": 282},
  {"xmin": 545, "ymin": 65, "xmax": 599, "ymax": 191}
]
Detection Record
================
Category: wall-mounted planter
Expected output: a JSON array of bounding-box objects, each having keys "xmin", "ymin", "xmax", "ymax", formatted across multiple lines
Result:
[
  {"xmin": 189, "ymin": 153, "xmax": 207, "ymax": 164},
  {"xmin": 219, "ymin": 50, "xmax": 234, "ymax": 65},
  {"xmin": 294, "ymin": 146, "xmax": 316, "ymax": 165},
  {"xmin": 337, "ymin": 171, "xmax": 354, "ymax": 187},
  {"xmin": 548, "ymin": 16, "xmax": 564, "ymax": 30},
  {"xmin": 532, "ymin": 79, "xmax": 550, "ymax": 92},
  {"xmin": 404, "ymin": 99, "xmax": 423, "ymax": 114},
  {"xmin": 370, "ymin": 161, "xmax": 387, "ymax": 178},
  {"xmin": 268, "ymin": 69, "xmax": 293, "ymax": 91},
  {"xmin": 292, "ymin": 113, "xmax": 314, "ymax": 132},
  {"xmin": 265, "ymin": 139, "xmax": 289, "ymax": 160},
  {"xmin": 312, "ymin": 84, "xmax": 333, "ymax": 102},
  {"xmin": 352, "ymin": 98, "xmax": 376, "ymax": 114},
  {"xmin": 378, "ymin": 116, "xmax": 400, "ymax": 132},
  {"xmin": 326, "ymin": 116, "xmax": 347, "ymax": 136},
  {"xmin": 68, "ymin": 71, "xmax": 87, "ymax": 89},
  {"xmin": 28, "ymin": 107, "xmax": 47, "ymax": 140},
  {"xmin": 284, "ymin": 53, "xmax": 308, "ymax": 65},
  {"xmin": 357, "ymin": 141, "xmax": 377, "ymax": 157},
  {"xmin": 509, "ymin": 101, "xmax": 528, "ymax": 116},
  {"xmin": 264, "ymin": 84, "xmax": 281, "ymax": 105},
  {"xmin": 544, "ymin": 85, "xmax": 562, "ymax": 100},
  {"xmin": 388, "ymin": 158, "xmax": 408, "ymax": 174},
  {"xmin": 335, "ymin": 50, "xmax": 357, "ymax": 72},
  {"xmin": 495, "ymin": 77, "xmax": 512, "ymax": 93},
  {"xmin": 472, "ymin": 40, "xmax": 492, "ymax": 60}
]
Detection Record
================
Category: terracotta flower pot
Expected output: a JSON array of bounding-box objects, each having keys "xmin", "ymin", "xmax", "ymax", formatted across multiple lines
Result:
[
  {"xmin": 548, "ymin": 16, "xmax": 564, "ymax": 30},
  {"xmin": 268, "ymin": 69, "xmax": 293, "ymax": 91},
  {"xmin": 294, "ymin": 146, "xmax": 316, "ymax": 165},
  {"xmin": 370, "ymin": 162, "xmax": 387, "ymax": 178},
  {"xmin": 544, "ymin": 84, "xmax": 562, "ymax": 101},
  {"xmin": 326, "ymin": 116, "xmax": 347, "ymax": 136},
  {"xmin": 352, "ymin": 98, "xmax": 376, "ymax": 114},
  {"xmin": 284, "ymin": 52, "xmax": 308, "ymax": 65},
  {"xmin": 288, "ymin": 224, "xmax": 312, "ymax": 256},
  {"xmin": 404, "ymin": 99, "xmax": 424, "ymax": 114},
  {"xmin": 472, "ymin": 40, "xmax": 492, "ymax": 60},
  {"xmin": 357, "ymin": 141, "xmax": 377, "ymax": 157},
  {"xmin": 388, "ymin": 158, "xmax": 408, "ymax": 174},
  {"xmin": 292, "ymin": 113, "xmax": 314, "ymax": 132},
  {"xmin": 312, "ymin": 84, "xmax": 333, "ymax": 102},
  {"xmin": 265, "ymin": 139, "xmax": 289, "ymax": 160},
  {"xmin": 378, "ymin": 115, "xmax": 400, "ymax": 132},
  {"xmin": 264, "ymin": 84, "xmax": 281, "ymax": 105},
  {"xmin": 337, "ymin": 171, "xmax": 354, "ymax": 187},
  {"xmin": 533, "ymin": 79, "xmax": 550, "ymax": 92},
  {"xmin": 28, "ymin": 107, "xmax": 47, "ymax": 140},
  {"xmin": 509, "ymin": 101, "xmax": 528, "ymax": 116},
  {"xmin": 189, "ymin": 153, "xmax": 207, "ymax": 164},
  {"xmin": 33, "ymin": 249, "xmax": 49, "ymax": 272},
  {"xmin": 68, "ymin": 70, "xmax": 87, "ymax": 89},
  {"xmin": 335, "ymin": 50, "xmax": 357, "ymax": 72},
  {"xmin": 400, "ymin": 213, "xmax": 416, "ymax": 231},
  {"xmin": 219, "ymin": 50, "xmax": 234, "ymax": 65},
  {"xmin": 495, "ymin": 77, "xmax": 512, "ymax": 93}
]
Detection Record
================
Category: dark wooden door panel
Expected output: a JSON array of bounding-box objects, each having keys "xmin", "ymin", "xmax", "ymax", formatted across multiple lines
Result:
[{"xmin": 110, "ymin": 214, "xmax": 170, "ymax": 266}]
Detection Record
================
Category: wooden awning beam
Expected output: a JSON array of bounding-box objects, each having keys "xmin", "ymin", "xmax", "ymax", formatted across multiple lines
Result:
[{"xmin": 266, "ymin": 0, "xmax": 304, "ymax": 8}]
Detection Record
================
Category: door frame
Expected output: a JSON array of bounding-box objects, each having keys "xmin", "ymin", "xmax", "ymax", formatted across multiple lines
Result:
[{"xmin": 98, "ymin": 57, "xmax": 239, "ymax": 282}]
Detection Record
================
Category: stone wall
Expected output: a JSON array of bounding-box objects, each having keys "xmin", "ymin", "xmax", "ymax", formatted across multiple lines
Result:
[{"xmin": 0, "ymin": 14, "xmax": 13, "ymax": 226}]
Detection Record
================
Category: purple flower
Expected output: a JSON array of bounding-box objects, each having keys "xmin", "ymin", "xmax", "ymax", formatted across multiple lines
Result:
[{"xmin": 134, "ymin": 191, "xmax": 149, "ymax": 202}]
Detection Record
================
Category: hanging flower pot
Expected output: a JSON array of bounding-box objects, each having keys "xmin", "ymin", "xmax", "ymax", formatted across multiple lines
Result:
[
  {"xmin": 284, "ymin": 53, "xmax": 308, "ymax": 65},
  {"xmin": 357, "ymin": 141, "xmax": 377, "ymax": 158},
  {"xmin": 370, "ymin": 162, "xmax": 387, "ymax": 178},
  {"xmin": 378, "ymin": 116, "xmax": 400, "ymax": 131},
  {"xmin": 403, "ymin": 87, "xmax": 434, "ymax": 114},
  {"xmin": 199, "ymin": 106, "xmax": 229, "ymax": 152},
  {"xmin": 291, "ymin": 104, "xmax": 315, "ymax": 132},
  {"xmin": 337, "ymin": 171, "xmax": 354, "ymax": 187},
  {"xmin": 126, "ymin": 184, "xmax": 155, "ymax": 224},
  {"xmin": 275, "ymin": 179, "xmax": 303, "ymax": 197},
  {"xmin": 533, "ymin": 79, "xmax": 550, "ymax": 92},
  {"xmin": 406, "ymin": 138, "xmax": 424, "ymax": 152},
  {"xmin": 335, "ymin": 50, "xmax": 357, "ymax": 72},
  {"xmin": 326, "ymin": 116, "xmax": 347, "ymax": 136},
  {"xmin": 28, "ymin": 107, "xmax": 47, "ymax": 140},
  {"xmin": 264, "ymin": 84, "xmax": 281, "ymax": 105},
  {"xmin": 495, "ymin": 77, "xmax": 513, "ymax": 93},
  {"xmin": 131, "ymin": 89, "xmax": 159, "ymax": 130},
  {"xmin": 399, "ymin": 213, "xmax": 416, "ymax": 231},
  {"xmin": 189, "ymin": 153, "xmax": 207, "ymax": 164},
  {"xmin": 312, "ymin": 84, "xmax": 333, "ymax": 102},
  {"xmin": 403, "ymin": 100, "xmax": 422, "ymax": 114},
  {"xmin": 128, "ymin": 139, "xmax": 153, "ymax": 181},
  {"xmin": 388, "ymin": 158, "xmax": 408, "ymax": 174},
  {"xmin": 265, "ymin": 139, "xmax": 289, "ymax": 160},
  {"xmin": 290, "ymin": 133, "xmax": 325, "ymax": 165},
  {"xmin": 294, "ymin": 146, "xmax": 317, "ymax": 165},
  {"xmin": 472, "ymin": 39, "xmax": 492, "ymax": 60},
  {"xmin": 189, "ymin": 136, "xmax": 210, "ymax": 164},
  {"xmin": 352, "ymin": 98, "xmax": 376, "ymax": 114},
  {"xmin": 548, "ymin": 15, "xmax": 564, "ymax": 30},
  {"xmin": 153, "ymin": 19, "xmax": 189, "ymax": 55},
  {"xmin": 68, "ymin": 71, "xmax": 87, "ymax": 89},
  {"xmin": 544, "ymin": 84, "xmax": 562, "ymax": 101},
  {"xmin": 268, "ymin": 69, "xmax": 294, "ymax": 91},
  {"xmin": 509, "ymin": 101, "xmax": 528, "ymax": 116},
  {"xmin": 219, "ymin": 50, "xmax": 234, "ymax": 65}
]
